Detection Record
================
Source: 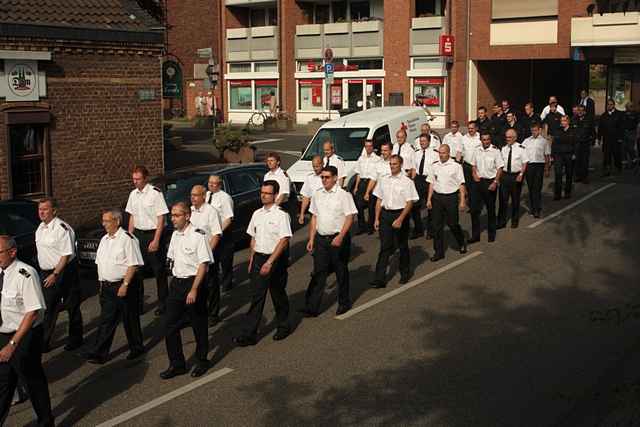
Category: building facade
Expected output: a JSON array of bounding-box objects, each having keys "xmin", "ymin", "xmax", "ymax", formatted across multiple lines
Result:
[{"xmin": 0, "ymin": 0, "xmax": 164, "ymax": 227}]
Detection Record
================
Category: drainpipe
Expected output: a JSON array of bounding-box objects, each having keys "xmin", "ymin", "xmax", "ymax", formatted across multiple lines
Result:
[{"xmin": 465, "ymin": 0, "xmax": 471, "ymax": 121}]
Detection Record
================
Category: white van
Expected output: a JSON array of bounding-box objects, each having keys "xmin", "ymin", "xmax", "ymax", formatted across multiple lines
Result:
[{"xmin": 287, "ymin": 107, "xmax": 430, "ymax": 195}]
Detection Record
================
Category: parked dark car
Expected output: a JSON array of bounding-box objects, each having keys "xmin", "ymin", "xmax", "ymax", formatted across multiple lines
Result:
[
  {"xmin": 0, "ymin": 199, "xmax": 39, "ymax": 267},
  {"xmin": 76, "ymin": 163, "xmax": 298, "ymax": 268}
]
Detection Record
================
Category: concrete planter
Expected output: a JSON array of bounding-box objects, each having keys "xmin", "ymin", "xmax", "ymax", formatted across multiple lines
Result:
[{"xmin": 223, "ymin": 145, "xmax": 256, "ymax": 163}]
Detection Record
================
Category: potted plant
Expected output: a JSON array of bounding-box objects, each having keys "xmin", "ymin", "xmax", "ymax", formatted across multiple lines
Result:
[{"xmin": 214, "ymin": 124, "xmax": 256, "ymax": 163}]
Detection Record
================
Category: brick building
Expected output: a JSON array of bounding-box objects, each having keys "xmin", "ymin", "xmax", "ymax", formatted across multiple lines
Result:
[
  {"xmin": 167, "ymin": 0, "xmax": 640, "ymax": 126},
  {"xmin": 0, "ymin": 0, "xmax": 164, "ymax": 227}
]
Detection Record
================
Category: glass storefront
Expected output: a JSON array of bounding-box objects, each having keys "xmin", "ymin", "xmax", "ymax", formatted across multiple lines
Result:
[
  {"xmin": 229, "ymin": 81, "xmax": 252, "ymax": 110},
  {"xmin": 413, "ymin": 77, "xmax": 445, "ymax": 113}
]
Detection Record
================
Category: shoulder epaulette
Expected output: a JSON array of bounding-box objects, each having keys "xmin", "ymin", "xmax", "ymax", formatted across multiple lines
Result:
[
  {"xmin": 195, "ymin": 228, "xmax": 206, "ymax": 235},
  {"xmin": 335, "ymin": 155, "xmax": 343, "ymax": 160},
  {"xmin": 432, "ymin": 160, "xmax": 439, "ymax": 164},
  {"xmin": 153, "ymin": 186, "xmax": 161, "ymax": 192},
  {"xmin": 18, "ymin": 268, "xmax": 31, "ymax": 278},
  {"xmin": 283, "ymin": 170, "xmax": 289, "ymax": 177},
  {"xmin": 125, "ymin": 231, "xmax": 134, "ymax": 239},
  {"xmin": 59, "ymin": 222, "xmax": 68, "ymax": 231}
]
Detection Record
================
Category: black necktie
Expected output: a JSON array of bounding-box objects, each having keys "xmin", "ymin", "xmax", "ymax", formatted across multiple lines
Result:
[
  {"xmin": 507, "ymin": 146, "xmax": 513, "ymax": 173},
  {"xmin": 0, "ymin": 270, "xmax": 4, "ymax": 327},
  {"xmin": 419, "ymin": 149, "xmax": 426, "ymax": 176},
  {"xmin": 207, "ymin": 193, "xmax": 212, "ymax": 204},
  {"xmin": 325, "ymin": 157, "xmax": 330, "ymax": 167}
]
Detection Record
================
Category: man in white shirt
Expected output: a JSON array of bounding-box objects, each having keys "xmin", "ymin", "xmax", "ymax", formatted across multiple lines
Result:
[
  {"xmin": 264, "ymin": 152, "xmax": 290, "ymax": 205},
  {"xmin": 442, "ymin": 120, "xmax": 464, "ymax": 160},
  {"xmin": 206, "ymin": 174, "xmax": 235, "ymax": 293},
  {"xmin": 413, "ymin": 123, "xmax": 441, "ymax": 151},
  {"xmin": 322, "ymin": 141, "xmax": 346, "ymax": 186},
  {"xmin": 521, "ymin": 122, "xmax": 551, "ymax": 218},
  {"xmin": 352, "ymin": 139, "xmax": 380, "ymax": 234},
  {"xmin": 371, "ymin": 155, "xmax": 419, "ymax": 287},
  {"xmin": 410, "ymin": 133, "xmax": 439, "ymax": 239},
  {"xmin": 392, "ymin": 128, "xmax": 416, "ymax": 173},
  {"xmin": 498, "ymin": 129, "xmax": 529, "ymax": 229},
  {"xmin": 540, "ymin": 95, "xmax": 566, "ymax": 121},
  {"xmin": 302, "ymin": 166, "xmax": 358, "ymax": 317},
  {"xmin": 298, "ymin": 155, "xmax": 324, "ymax": 225}
]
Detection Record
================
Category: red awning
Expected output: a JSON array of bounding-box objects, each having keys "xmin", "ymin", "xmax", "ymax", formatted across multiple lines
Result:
[
  {"xmin": 228, "ymin": 80, "xmax": 251, "ymax": 87},
  {"xmin": 255, "ymin": 79, "xmax": 278, "ymax": 86}
]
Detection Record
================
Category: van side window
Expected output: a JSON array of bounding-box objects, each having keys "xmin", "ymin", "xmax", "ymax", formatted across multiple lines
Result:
[{"xmin": 372, "ymin": 125, "xmax": 391, "ymax": 152}]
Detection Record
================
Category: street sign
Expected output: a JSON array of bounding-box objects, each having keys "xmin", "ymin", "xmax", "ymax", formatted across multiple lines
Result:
[
  {"xmin": 197, "ymin": 48, "xmax": 212, "ymax": 59},
  {"xmin": 324, "ymin": 62, "xmax": 334, "ymax": 78},
  {"xmin": 324, "ymin": 48, "xmax": 334, "ymax": 63}
]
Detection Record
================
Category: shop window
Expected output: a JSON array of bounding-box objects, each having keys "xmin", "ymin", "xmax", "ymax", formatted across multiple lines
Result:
[
  {"xmin": 255, "ymin": 81, "xmax": 278, "ymax": 111},
  {"xmin": 229, "ymin": 63, "xmax": 251, "ymax": 73},
  {"xmin": 10, "ymin": 123, "xmax": 49, "ymax": 197},
  {"xmin": 366, "ymin": 79, "xmax": 383, "ymax": 108},
  {"xmin": 255, "ymin": 62, "xmax": 278, "ymax": 72},
  {"xmin": 299, "ymin": 80, "xmax": 324, "ymax": 111},
  {"xmin": 609, "ymin": 67, "xmax": 633, "ymax": 111},
  {"xmin": 350, "ymin": 1, "xmax": 370, "ymax": 21},
  {"xmin": 491, "ymin": 0, "xmax": 557, "ymax": 20},
  {"xmin": 229, "ymin": 81, "xmax": 252, "ymax": 110},
  {"xmin": 416, "ymin": 0, "xmax": 445, "ymax": 17},
  {"xmin": 413, "ymin": 78, "xmax": 444, "ymax": 113}
]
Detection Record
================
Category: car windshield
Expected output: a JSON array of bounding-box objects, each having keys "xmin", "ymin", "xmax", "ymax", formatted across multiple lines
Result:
[
  {"xmin": 163, "ymin": 175, "xmax": 208, "ymax": 207},
  {"xmin": 302, "ymin": 128, "xmax": 369, "ymax": 162}
]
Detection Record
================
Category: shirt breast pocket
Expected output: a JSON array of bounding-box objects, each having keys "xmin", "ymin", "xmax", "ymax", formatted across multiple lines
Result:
[
  {"xmin": 1, "ymin": 289, "xmax": 23, "ymax": 310},
  {"xmin": 113, "ymin": 248, "xmax": 127, "ymax": 265}
]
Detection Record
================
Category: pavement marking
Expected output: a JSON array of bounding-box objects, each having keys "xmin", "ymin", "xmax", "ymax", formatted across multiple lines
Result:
[
  {"xmin": 271, "ymin": 149, "xmax": 302, "ymax": 157},
  {"xmin": 527, "ymin": 183, "xmax": 616, "ymax": 229},
  {"xmin": 95, "ymin": 367, "xmax": 234, "ymax": 427},
  {"xmin": 335, "ymin": 251, "xmax": 483, "ymax": 320},
  {"xmin": 249, "ymin": 138, "xmax": 283, "ymax": 145}
]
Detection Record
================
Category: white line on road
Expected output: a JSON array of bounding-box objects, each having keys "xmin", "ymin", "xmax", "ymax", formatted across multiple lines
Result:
[
  {"xmin": 527, "ymin": 183, "xmax": 616, "ymax": 229},
  {"xmin": 95, "ymin": 367, "xmax": 234, "ymax": 427},
  {"xmin": 271, "ymin": 150, "xmax": 302, "ymax": 156},
  {"xmin": 249, "ymin": 138, "xmax": 283, "ymax": 145},
  {"xmin": 335, "ymin": 251, "xmax": 483, "ymax": 320}
]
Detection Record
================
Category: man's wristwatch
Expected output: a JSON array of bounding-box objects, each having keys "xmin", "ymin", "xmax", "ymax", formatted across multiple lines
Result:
[{"xmin": 9, "ymin": 339, "xmax": 17, "ymax": 347}]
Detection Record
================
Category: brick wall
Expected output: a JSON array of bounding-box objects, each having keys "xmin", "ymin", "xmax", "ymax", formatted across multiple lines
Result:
[
  {"xmin": 383, "ymin": 0, "xmax": 411, "ymax": 104},
  {"xmin": 279, "ymin": 0, "xmax": 306, "ymax": 116},
  {"xmin": 0, "ymin": 40, "xmax": 163, "ymax": 229}
]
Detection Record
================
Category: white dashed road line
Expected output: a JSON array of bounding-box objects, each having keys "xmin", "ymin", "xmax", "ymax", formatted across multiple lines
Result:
[
  {"xmin": 336, "ymin": 251, "xmax": 484, "ymax": 320},
  {"xmin": 249, "ymin": 138, "xmax": 283, "ymax": 145}
]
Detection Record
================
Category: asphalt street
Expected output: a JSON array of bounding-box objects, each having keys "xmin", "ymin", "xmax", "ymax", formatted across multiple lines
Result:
[{"xmin": 9, "ymin": 136, "xmax": 640, "ymax": 426}]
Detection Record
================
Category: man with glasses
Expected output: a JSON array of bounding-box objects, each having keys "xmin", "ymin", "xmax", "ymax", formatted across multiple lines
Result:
[
  {"xmin": 370, "ymin": 155, "xmax": 419, "ymax": 288},
  {"xmin": 234, "ymin": 181, "xmax": 292, "ymax": 346},
  {"xmin": 206, "ymin": 174, "xmax": 235, "ymax": 293},
  {"xmin": 160, "ymin": 202, "xmax": 213, "ymax": 379},
  {"xmin": 0, "ymin": 235, "xmax": 53, "ymax": 426},
  {"xmin": 302, "ymin": 166, "xmax": 358, "ymax": 317}
]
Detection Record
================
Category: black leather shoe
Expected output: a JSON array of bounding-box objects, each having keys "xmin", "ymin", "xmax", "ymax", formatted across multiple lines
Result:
[
  {"xmin": 370, "ymin": 281, "xmax": 386, "ymax": 289},
  {"xmin": 488, "ymin": 236, "xmax": 496, "ymax": 242},
  {"xmin": 233, "ymin": 335, "xmax": 257, "ymax": 347},
  {"xmin": 459, "ymin": 244, "xmax": 468, "ymax": 254},
  {"xmin": 126, "ymin": 350, "xmax": 146, "ymax": 361},
  {"xmin": 160, "ymin": 366, "xmax": 187, "ymax": 380},
  {"xmin": 399, "ymin": 275, "xmax": 411, "ymax": 285},
  {"xmin": 467, "ymin": 237, "xmax": 480, "ymax": 244},
  {"xmin": 191, "ymin": 363, "xmax": 210, "ymax": 378},
  {"xmin": 272, "ymin": 330, "xmax": 290, "ymax": 341},
  {"xmin": 430, "ymin": 255, "xmax": 445, "ymax": 262},
  {"xmin": 511, "ymin": 222, "xmax": 519, "ymax": 229},
  {"xmin": 208, "ymin": 315, "xmax": 221, "ymax": 326},
  {"xmin": 154, "ymin": 307, "xmax": 166, "ymax": 316},
  {"xmin": 336, "ymin": 304, "xmax": 352, "ymax": 315},
  {"xmin": 533, "ymin": 213, "xmax": 541, "ymax": 219},
  {"xmin": 64, "ymin": 340, "xmax": 83, "ymax": 351},
  {"xmin": 297, "ymin": 309, "xmax": 318, "ymax": 318}
]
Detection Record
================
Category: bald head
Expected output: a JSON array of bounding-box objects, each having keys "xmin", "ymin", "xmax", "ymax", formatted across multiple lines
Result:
[
  {"xmin": 191, "ymin": 184, "xmax": 207, "ymax": 208},
  {"xmin": 505, "ymin": 129, "xmax": 517, "ymax": 145},
  {"xmin": 437, "ymin": 144, "xmax": 450, "ymax": 162}
]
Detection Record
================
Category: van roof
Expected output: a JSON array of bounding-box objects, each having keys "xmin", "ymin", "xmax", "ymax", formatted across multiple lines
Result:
[{"xmin": 320, "ymin": 107, "xmax": 426, "ymax": 129}]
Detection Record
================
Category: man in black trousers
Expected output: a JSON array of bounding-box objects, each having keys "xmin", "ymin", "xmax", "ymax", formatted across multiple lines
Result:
[{"xmin": 598, "ymin": 98, "xmax": 624, "ymax": 176}]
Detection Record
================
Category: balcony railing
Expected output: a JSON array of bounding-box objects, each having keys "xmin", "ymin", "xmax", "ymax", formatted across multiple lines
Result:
[
  {"xmin": 295, "ymin": 20, "xmax": 383, "ymax": 59},
  {"xmin": 586, "ymin": 0, "xmax": 640, "ymax": 15},
  {"xmin": 410, "ymin": 16, "xmax": 446, "ymax": 56},
  {"xmin": 226, "ymin": 26, "xmax": 278, "ymax": 62}
]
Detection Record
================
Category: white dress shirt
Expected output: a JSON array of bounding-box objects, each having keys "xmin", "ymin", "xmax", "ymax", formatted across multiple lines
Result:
[
  {"xmin": 500, "ymin": 143, "xmax": 529, "ymax": 174},
  {"xmin": 412, "ymin": 147, "xmax": 439, "ymax": 176},
  {"xmin": 353, "ymin": 151, "xmax": 381, "ymax": 180},
  {"xmin": 0, "ymin": 259, "xmax": 45, "ymax": 333},
  {"xmin": 190, "ymin": 203, "xmax": 222, "ymax": 239},
  {"xmin": 206, "ymin": 190, "xmax": 234, "ymax": 222},
  {"xmin": 323, "ymin": 154, "xmax": 346, "ymax": 179},
  {"xmin": 392, "ymin": 142, "xmax": 416, "ymax": 171},
  {"xmin": 95, "ymin": 227, "xmax": 144, "ymax": 282},
  {"xmin": 264, "ymin": 167, "xmax": 290, "ymax": 200},
  {"xmin": 374, "ymin": 159, "xmax": 392, "ymax": 182},
  {"xmin": 442, "ymin": 131, "xmax": 464, "ymax": 158},
  {"xmin": 300, "ymin": 172, "xmax": 323, "ymax": 199},
  {"xmin": 540, "ymin": 104, "xmax": 566, "ymax": 120},
  {"xmin": 461, "ymin": 133, "xmax": 481, "ymax": 163},
  {"xmin": 167, "ymin": 223, "xmax": 213, "ymax": 278},
  {"xmin": 414, "ymin": 133, "xmax": 442, "ymax": 151},
  {"xmin": 247, "ymin": 205, "xmax": 292, "ymax": 254},
  {"xmin": 373, "ymin": 173, "xmax": 419, "ymax": 210},
  {"xmin": 428, "ymin": 158, "xmax": 466, "ymax": 194},
  {"xmin": 521, "ymin": 135, "xmax": 551, "ymax": 164},
  {"xmin": 35, "ymin": 216, "xmax": 75, "ymax": 270},
  {"xmin": 125, "ymin": 183, "xmax": 169, "ymax": 231},
  {"xmin": 472, "ymin": 145, "xmax": 505, "ymax": 179},
  {"xmin": 309, "ymin": 185, "xmax": 358, "ymax": 235}
]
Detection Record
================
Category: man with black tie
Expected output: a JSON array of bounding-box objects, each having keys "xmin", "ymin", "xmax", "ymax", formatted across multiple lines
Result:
[
  {"xmin": 578, "ymin": 89, "xmax": 595, "ymax": 119},
  {"xmin": 410, "ymin": 133, "xmax": 439, "ymax": 239},
  {"xmin": 498, "ymin": 129, "xmax": 528, "ymax": 229}
]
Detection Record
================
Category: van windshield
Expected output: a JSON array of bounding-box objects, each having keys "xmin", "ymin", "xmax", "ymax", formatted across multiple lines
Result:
[{"xmin": 301, "ymin": 128, "xmax": 369, "ymax": 161}]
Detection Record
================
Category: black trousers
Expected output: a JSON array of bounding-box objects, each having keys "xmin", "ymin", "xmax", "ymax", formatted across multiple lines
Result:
[
  {"xmin": 306, "ymin": 233, "xmax": 351, "ymax": 313},
  {"xmin": 410, "ymin": 175, "xmax": 430, "ymax": 235},
  {"xmin": 91, "ymin": 279, "xmax": 144, "ymax": 358},
  {"xmin": 165, "ymin": 276, "xmax": 209, "ymax": 368},
  {"xmin": 526, "ymin": 163, "xmax": 545, "ymax": 216},
  {"xmin": 39, "ymin": 259, "xmax": 84, "ymax": 349},
  {"xmin": 602, "ymin": 137, "xmax": 622, "ymax": 171},
  {"xmin": 207, "ymin": 228, "xmax": 234, "ymax": 318},
  {"xmin": 431, "ymin": 192, "xmax": 465, "ymax": 257},
  {"xmin": 575, "ymin": 142, "xmax": 591, "ymax": 181},
  {"xmin": 498, "ymin": 172, "xmax": 523, "ymax": 226},
  {"xmin": 470, "ymin": 178, "xmax": 497, "ymax": 240},
  {"xmin": 463, "ymin": 162, "xmax": 477, "ymax": 207},
  {"xmin": 553, "ymin": 153, "xmax": 574, "ymax": 197},
  {"xmin": 244, "ymin": 252, "xmax": 290, "ymax": 337},
  {"xmin": 374, "ymin": 208, "xmax": 410, "ymax": 283},
  {"xmin": 0, "ymin": 326, "xmax": 53, "ymax": 427},
  {"xmin": 134, "ymin": 229, "xmax": 168, "ymax": 310},
  {"xmin": 355, "ymin": 179, "xmax": 375, "ymax": 233}
]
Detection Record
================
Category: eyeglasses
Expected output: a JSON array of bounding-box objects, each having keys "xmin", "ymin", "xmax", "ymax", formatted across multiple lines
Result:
[
  {"xmin": 260, "ymin": 191, "xmax": 274, "ymax": 195},
  {"xmin": 320, "ymin": 175, "xmax": 333, "ymax": 179}
]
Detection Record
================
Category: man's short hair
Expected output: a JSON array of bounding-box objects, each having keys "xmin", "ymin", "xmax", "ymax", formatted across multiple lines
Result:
[
  {"xmin": 262, "ymin": 180, "xmax": 280, "ymax": 195},
  {"xmin": 478, "ymin": 106, "xmax": 487, "ymax": 112},
  {"xmin": 419, "ymin": 133, "xmax": 431, "ymax": 142},
  {"xmin": 396, "ymin": 128, "xmax": 407, "ymax": 137},
  {"xmin": 451, "ymin": 120, "xmax": 459, "ymax": 126},
  {"xmin": 468, "ymin": 120, "xmax": 477, "ymax": 126},
  {"xmin": 38, "ymin": 197, "xmax": 58, "ymax": 209},
  {"xmin": 132, "ymin": 165, "xmax": 149, "ymax": 178},
  {"xmin": 311, "ymin": 155, "xmax": 323, "ymax": 163},
  {"xmin": 380, "ymin": 141, "xmax": 393, "ymax": 150},
  {"xmin": 531, "ymin": 122, "xmax": 541, "ymax": 129},
  {"xmin": 480, "ymin": 131, "xmax": 492, "ymax": 139},
  {"xmin": 389, "ymin": 154, "xmax": 404, "ymax": 165},
  {"xmin": 525, "ymin": 102, "xmax": 534, "ymax": 109},
  {"xmin": 102, "ymin": 208, "xmax": 123, "ymax": 223},
  {"xmin": 0, "ymin": 235, "xmax": 17, "ymax": 250},
  {"xmin": 266, "ymin": 152, "xmax": 281, "ymax": 162},
  {"xmin": 322, "ymin": 166, "xmax": 338, "ymax": 176}
]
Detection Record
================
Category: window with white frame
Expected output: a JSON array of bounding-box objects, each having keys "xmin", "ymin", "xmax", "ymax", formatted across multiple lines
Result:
[{"xmin": 229, "ymin": 81, "xmax": 252, "ymax": 110}]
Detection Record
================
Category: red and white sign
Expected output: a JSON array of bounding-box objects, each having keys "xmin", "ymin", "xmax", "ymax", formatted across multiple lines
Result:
[
  {"xmin": 439, "ymin": 34, "xmax": 455, "ymax": 56},
  {"xmin": 414, "ymin": 78, "xmax": 445, "ymax": 86},
  {"xmin": 255, "ymin": 79, "xmax": 277, "ymax": 86},
  {"xmin": 228, "ymin": 79, "xmax": 251, "ymax": 87}
]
